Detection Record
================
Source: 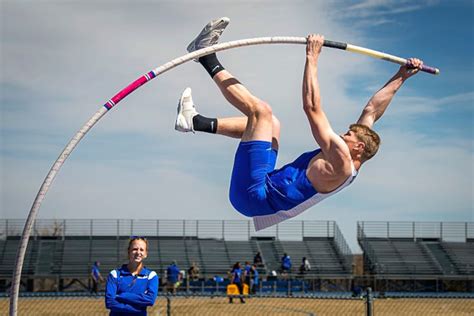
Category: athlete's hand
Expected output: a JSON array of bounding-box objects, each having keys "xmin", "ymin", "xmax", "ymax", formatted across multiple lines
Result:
[
  {"xmin": 306, "ymin": 34, "xmax": 324, "ymax": 61},
  {"xmin": 399, "ymin": 58, "xmax": 423, "ymax": 79}
]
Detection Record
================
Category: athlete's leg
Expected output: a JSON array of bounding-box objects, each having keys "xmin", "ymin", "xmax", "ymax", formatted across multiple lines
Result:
[
  {"xmin": 212, "ymin": 70, "xmax": 276, "ymax": 144},
  {"xmin": 175, "ymin": 87, "xmax": 281, "ymax": 150},
  {"xmin": 216, "ymin": 115, "xmax": 280, "ymax": 151},
  {"xmin": 184, "ymin": 16, "xmax": 279, "ymax": 147}
]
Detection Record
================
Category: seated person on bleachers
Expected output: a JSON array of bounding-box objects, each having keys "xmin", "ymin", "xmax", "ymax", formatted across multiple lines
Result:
[
  {"xmin": 299, "ymin": 257, "xmax": 311, "ymax": 274},
  {"xmin": 188, "ymin": 261, "xmax": 200, "ymax": 281},
  {"xmin": 281, "ymin": 253, "xmax": 292, "ymax": 274},
  {"xmin": 253, "ymin": 252, "xmax": 263, "ymax": 267}
]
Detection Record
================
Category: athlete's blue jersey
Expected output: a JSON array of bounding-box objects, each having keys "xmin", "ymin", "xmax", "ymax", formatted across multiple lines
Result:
[
  {"xmin": 267, "ymin": 149, "xmax": 320, "ymax": 211},
  {"xmin": 230, "ymin": 141, "xmax": 321, "ymax": 216},
  {"xmin": 105, "ymin": 265, "xmax": 159, "ymax": 315},
  {"xmin": 229, "ymin": 141, "xmax": 357, "ymax": 230}
]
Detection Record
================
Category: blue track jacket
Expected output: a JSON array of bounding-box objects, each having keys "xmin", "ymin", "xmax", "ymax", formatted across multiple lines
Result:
[{"xmin": 105, "ymin": 265, "xmax": 159, "ymax": 315}]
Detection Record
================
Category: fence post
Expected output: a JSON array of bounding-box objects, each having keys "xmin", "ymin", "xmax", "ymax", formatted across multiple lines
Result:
[
  {"xmin": 222, "ymin": 220, "xmax": 225, "ymax": 240},
  {"xmin": 366, "ymin": 287, "xmax": 373, "ymax": 316},
  {"xmin": 62, "ymin": 219, "xmax": 66, "ymax": 240},
  {"xmin": 465, "ymin": 222, "xmax": 468, "ymax": 242},
  {"xmin": 248, "ymin": 221, "xmax": 251, "ymax": 240},
  {"xmin": 166, "ymin": 295, "xmax": 171, "ymax": 316},
  {"xmin": 117, "ymin": 219, "xmax": 120, "ymax": 265},
  {"xmin": 440, "ymin": 222, "xmax": 443, "ymax": 241}
]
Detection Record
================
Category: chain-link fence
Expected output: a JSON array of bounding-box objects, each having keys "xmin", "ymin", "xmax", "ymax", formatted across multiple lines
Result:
[{"xmin": 1, "ymin": 290, "xmax": 473, "ymax": 316}]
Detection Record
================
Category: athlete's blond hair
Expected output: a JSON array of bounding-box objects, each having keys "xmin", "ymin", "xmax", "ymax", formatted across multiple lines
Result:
[{"xmin": 349, "ymin": 124, "xmax": 380, "ymax": 162}]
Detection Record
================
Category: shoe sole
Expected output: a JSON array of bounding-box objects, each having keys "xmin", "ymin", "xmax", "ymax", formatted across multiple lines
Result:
[
  {"xmin": 187, "ymin": 17, "xmax": 230, "ymax": 54},
  {"xmin": 175, "ymin": 91, "xmax": 193, "ymax": 132},
  {"xmin": 175, "ymin": 93, "xmax": 186, "ymax": 131}
]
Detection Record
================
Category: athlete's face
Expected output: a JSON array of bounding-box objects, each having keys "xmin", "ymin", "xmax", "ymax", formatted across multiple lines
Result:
[
  {"xmin": 128, "ymin": 239, "xmax": 148, "ymax": 264},
  {"xmin": 341, "ymin": 130, "xmax": 365, "ymax": 156},
  {"xmin": 341, "ymin": 130, "xmax": 358, "ymax": 146}
]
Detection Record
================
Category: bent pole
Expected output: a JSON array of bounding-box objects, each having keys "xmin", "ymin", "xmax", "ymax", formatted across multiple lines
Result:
[{"xmin": 9, "ymin": 36, "xmax": 439, "ymax": 315}]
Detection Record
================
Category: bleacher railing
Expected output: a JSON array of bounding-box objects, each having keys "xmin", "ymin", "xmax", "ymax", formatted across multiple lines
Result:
[
  {"xmin": 1, "ymin": 219, "xmax": 342, "ymax": 241},
  {"xmin": 357, "ymin": 221, "xmax": 473, "ymax": 242}
]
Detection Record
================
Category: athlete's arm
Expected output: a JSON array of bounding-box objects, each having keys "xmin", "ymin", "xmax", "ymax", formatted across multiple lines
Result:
[
  {"xmin": 117, "ymin": 273, "xmax": 159, "ymax": 307},
  {"xmin": 105, "ymin": 271, "xmax": 143, "ymax": 313},
  {"xmin": 303, "ymin": 34, "xmax": 348, "ymax": 165},
  {"xmin": 357, "ymin": 58, "xmax": 423, "ymax": 128}
]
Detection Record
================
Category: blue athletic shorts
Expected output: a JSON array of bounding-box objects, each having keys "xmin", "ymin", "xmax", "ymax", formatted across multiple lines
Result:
[{"xmin": 229, "ymin": 140, "xmax": 278, "ymax": 217}]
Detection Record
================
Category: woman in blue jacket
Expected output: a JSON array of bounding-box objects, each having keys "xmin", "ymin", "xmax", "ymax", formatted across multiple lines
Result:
[{"xmin": 105, "ymin": 236, "xmax": 159, "ymax": 315}]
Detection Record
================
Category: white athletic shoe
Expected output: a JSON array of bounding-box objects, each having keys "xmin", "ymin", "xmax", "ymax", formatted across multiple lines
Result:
[
  {"xmin": 187, "ymin": 17, "xmax": 230, "ymax": 58},
  {"xmin": 175, "ymin": 87, "xmax": 198, "ymax": 133}
]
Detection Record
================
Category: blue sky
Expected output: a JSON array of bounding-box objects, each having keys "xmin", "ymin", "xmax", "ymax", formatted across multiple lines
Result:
[{"xmin": 1, "ymin": 0, "xmax": 473, "ymax": 252}]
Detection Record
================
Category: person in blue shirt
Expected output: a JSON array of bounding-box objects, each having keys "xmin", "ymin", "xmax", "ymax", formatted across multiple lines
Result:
[
  {"xmin": 105, "ymin": 237, "xmax": 158, "ymax": 315},
  {"xmin": 243, "ymin": 261, "xmax": 252, "ymax": 287},
  {"xmin": 250, "ymin": 264, "xmax": 259, "ymax": 294},
  {"xmin": 281, "ymin": 253, "xmax": 292, "ymax": 274},
  {"xmin": 166, "ymin": 261, "xmax": 182, "ymax": 294},
  {"xmin": 229, "ymin": 262, "xmax": 245, "ymax": 304},
  {"xmin": 91, "ymin": 261, "xmax": 104, "ymax": 295}
]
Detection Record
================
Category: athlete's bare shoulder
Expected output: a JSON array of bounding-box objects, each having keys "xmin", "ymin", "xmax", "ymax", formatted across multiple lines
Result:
[{"xmin": 306, "ymin": 147, "xmax": 353, "ymax": 193}]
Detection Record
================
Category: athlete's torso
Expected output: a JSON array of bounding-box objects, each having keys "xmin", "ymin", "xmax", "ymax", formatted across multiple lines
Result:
[
  {"xmin": 266, "ymin": 149, "xmax": 320, "ymax": 210},
  {"xmin": 266, "ymin": 148, "xmax": 357, "ymax": 212}
]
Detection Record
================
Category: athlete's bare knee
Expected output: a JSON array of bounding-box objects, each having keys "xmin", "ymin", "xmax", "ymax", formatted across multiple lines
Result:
[{"xmin": 248, "ymin": 100, "xmax": 272, "ymax": 120}]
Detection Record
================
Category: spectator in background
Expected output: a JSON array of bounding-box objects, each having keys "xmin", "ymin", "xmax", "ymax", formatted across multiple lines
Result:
[
  {"xmin": 166, "ymin": 261, "xmax": 182, "ymax": 294},
  {"xmin": 299, "ymin": 256, "xmax": 311, "ymax": 274},
  {"xmin": 250, "ymin": 264, "xmax": 259, "ymax": 294},
  {"xmin": 281, "ymin": 253, "xmax": 292, "ymax": 274},
  {"xmin": 244, "ymin": 261, "xmax": 252, "ymax": 287},
  {"xmin": 229, "ymin": 262, "xmax": 245, "ymax": 304},
  {"xmin": 91, "ymin": 261, "xmax": 104, "ymax": 295},
  {"xmin": 253, "ymin": 252, "xmax": 263, "ymax": 267},
  {"xmin": 188, "ymin": 261, "xmax": 200, "ymax": 281},
  {"xmin": 105, "ymin": 236, "xmax": 158, "ymax": 315}
]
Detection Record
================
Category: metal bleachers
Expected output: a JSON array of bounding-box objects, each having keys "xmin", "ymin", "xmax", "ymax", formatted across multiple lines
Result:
[
  {"xmin": 61, "ymin": 239, "xmax": 91, "ymax": 277},
  {"xmin": 0, "ymin": 239, "xmax": 39, "ymax": 278},
  {"xmin": 198, "ymin": 239, "xmax": 230, "ymax": 276},
  {"xmin": 269, "ymin": 239, "xmax": 350, "ymax": 276},
  {"xmin": 440, "ymin": 241, "xmax": 474, "ymax": 275},
  {"xmin": 363, "ymin": 239, "xmax": 441, "ymax": 275},
  {"xmin": 305, "ymin": 239, "xmax": 350, "ymax": 275},
  {"xmin": 0, "ymin": 219, "xmax": 356, "ymax": 282},
  {"xmin": 358, "ymin": 221, "xmax": 474, "ymax": 276}
]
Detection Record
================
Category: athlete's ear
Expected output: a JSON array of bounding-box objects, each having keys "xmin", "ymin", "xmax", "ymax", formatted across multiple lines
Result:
[{"xmin": 356, "ymin": 142, "xmax": 365, "ymax": 156}]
